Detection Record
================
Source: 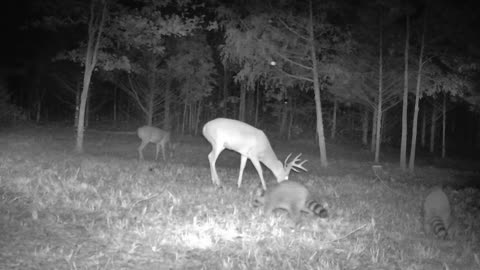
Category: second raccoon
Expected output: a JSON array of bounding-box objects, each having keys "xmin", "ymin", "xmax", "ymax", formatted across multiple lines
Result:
[
  {"xmin": 253, "ymin": 180, "xmax": 328, "ymax": 224},
  {"xmin": 423, "ymin": 186, "xmax": 453, "ymax": 239}
]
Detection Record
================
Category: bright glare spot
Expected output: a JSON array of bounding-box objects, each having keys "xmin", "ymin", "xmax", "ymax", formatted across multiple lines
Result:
[
  {"xmin": 180, "ymin": 218, "xmax": 242, "ymax": 249},
  {"xmin": 182, "ymin": 232, "xmax": 213, "ymax": 249}
]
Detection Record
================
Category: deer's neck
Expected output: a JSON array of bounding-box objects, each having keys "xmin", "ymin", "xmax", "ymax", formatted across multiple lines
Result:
[{"xmin": 259, "ymin": 148, "xmax": 285, "ymax": 181}]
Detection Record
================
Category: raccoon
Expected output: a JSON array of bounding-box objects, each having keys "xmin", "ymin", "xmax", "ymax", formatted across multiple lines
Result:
[
  {"xmin": 423, "ymin": 186, "xmax": 452, "ymax": 239},
  {"xmin": 253, "ymin": 181, "xmax": 328, "ymax": 225}
]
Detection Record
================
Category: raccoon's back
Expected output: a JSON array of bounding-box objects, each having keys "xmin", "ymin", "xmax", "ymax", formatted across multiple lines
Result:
[
  {"xmin": 264, "ymin": 181, "xmax": 310, "ymax": 206},
  {"xmin": 423, "ymin": 186, "xmax": 452, "ymax": 239}
]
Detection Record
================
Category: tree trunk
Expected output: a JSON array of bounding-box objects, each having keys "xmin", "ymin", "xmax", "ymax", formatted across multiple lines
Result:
[
  {"xmin": 309, "ymin": 0, "xmax": 327, "ymax": 166},
  {"xmin": 239, "ymin": 84, "xmax": 246, "ymax": 121},
  {"xmin": 279, "ymin": 96, "xmax": 288, "ymax": 138},
  {"xmin": 400, "ymin": 14, "xmax": 410, "ymax": 170},
  {"xmin": 442, "ymin": 92, "xmax": 447, "ymax": 158},
  {"xmin": 85, "ymin": 94, "xmax": 90, "ymax": 128},
  {"xmin": 146, "ymin": 56, "xmax": 157, "ymax": 126},
  {"xmin": 374, "ymin": 11, "xmax": 384, "ymax": 163},
  {"xmin": 182, "ymin": 101, "xmax": 187, "ymax": 135},
  {"xmin": 287, "ymin": 95, "xmax": 295, "ymax": 140},
  {"xmin": 223, "ymin": 64, "xmax": 229, "ymax": 117},
  {"xmin": 76, "ymin": 69, "xmax": 93, "ymax": 152},
  {"xmin": 189, "ymin": 103, "xmax": 194, "ymax": 133},
  {"xmin": 371, "ymin": 109, "xmax": 377, "ymax": 153},
  {"xmin": 195, "ymin": 99, "xmax": 202, "ymax": 135},
  {"xmin": 75, "ymin": 0, "xmax": 107, "ymax": 153},
  {"xmin": 408, "ymin": 11, "xmax": 427, "ymax": 172},
  {"xmin": 331, "ymin": 97, "xmax": 337, "ymax": 139},
  {"xmin": 362, "ymin": 107, "xmax": 369, "ymax": 146},
  {"xmin": 113, "ymin": 85, "xmax": 117, "ymax": 126},
  {"xmin": 74, "ymin": 83, "xmax": 81, "ymax": 127},
  {"xmin": 381, "ymin": 111, "xmax": 386, "ymax": 143},
  {"xmin": 35, "ymin": 101, "xmax": 41, "ymax": 123},
  {"xmin": 421, "ymin": 103, "xmax": 426, "ymax": 148},
  {"xmin": 430, "ymin": 105, "xmax": 436, "ymax": 153},
  {"xmin": 164, "ymin": 80, "xmax": 171, "ymax": 130},
  {"xmin": 254, "ymin": 83, "xmax": 260, "ymax": 126}
]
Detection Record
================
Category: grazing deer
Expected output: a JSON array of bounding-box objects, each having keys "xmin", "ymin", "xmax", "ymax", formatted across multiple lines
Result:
[
  {"xmin": 202, "ymin": 118, "xmax": 307, "ymax": 190},
  {"xmin": 137, "ymin": 126, "xmax": 172, "ymax": 161}
]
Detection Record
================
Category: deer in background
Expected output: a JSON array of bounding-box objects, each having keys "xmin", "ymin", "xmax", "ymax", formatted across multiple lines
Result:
[
  {"xmin": 202, "ymin": 118, "xmax": 307, "ymax": 190},
  {"xmin": 137, "ymin": 126, "xmax": 172, "ymax": 161}
]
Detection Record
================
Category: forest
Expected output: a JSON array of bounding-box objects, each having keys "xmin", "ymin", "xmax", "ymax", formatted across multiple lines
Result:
[
  {"xmin": 0, "ymin": 0, "xmax": 478, "ymax": 167},
  {"xmin": 0, "ymin": 0, "xmax": 479, "ymax": 269}
]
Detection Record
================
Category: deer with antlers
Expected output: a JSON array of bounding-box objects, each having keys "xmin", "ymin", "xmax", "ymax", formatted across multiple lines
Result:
[{"xmin": 202, "ymin": 118, "xmax": 307, "ymax": 190}]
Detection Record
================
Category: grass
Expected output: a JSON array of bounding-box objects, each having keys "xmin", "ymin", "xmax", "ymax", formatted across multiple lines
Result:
[{"xmin": 0, "ymin": 125, "xmax": 479, "ymax": 269}]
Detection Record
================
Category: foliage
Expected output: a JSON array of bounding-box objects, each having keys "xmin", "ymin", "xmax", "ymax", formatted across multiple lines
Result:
[
  {"xmin": 220, "ymin": 0, "xmax": 352, "ymax": 101},
  {"xmin": 421, "ymin": 61, "xmax": 473, "ymax": 98},
  {"xmin": 166, "ymin": 35, "xmax": 217, "ymax": 104},
  {"xmin": 52, "ymin": 0, "xmax": 209, "ymax": 73}
]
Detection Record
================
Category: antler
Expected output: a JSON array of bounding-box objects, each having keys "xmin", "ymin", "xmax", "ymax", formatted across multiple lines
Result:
[{"xmin": 284, "ymin": 153, "xmax": 308, "ymax": 173}]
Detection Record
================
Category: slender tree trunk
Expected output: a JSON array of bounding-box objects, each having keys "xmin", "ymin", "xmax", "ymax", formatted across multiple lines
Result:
[
  {"xmin": 287, "ymin": 95, "xmax": 295, "ymax": 140},
  {"xmin": 113, "ymin": 85, "xmax": 117, "ymax": 125},
  {"xmin": 223, "ymin": 64, "xmax": 229, "ymax": 117},
  {"xmin": 408, "ymin": 11, "xmax": 427, "ymax": 171},
  {"xmin": 381, "ymin": 111, "xmax": 386, "ymax": 143},
  {"xmin": 430, "ymin": 105, "xmax": 436, "ymax": 153},
  {"xmin": 279, "ymin": 95, "xmax": 288, "ymax": 138},
  {"xmin": 189, "ymin": 103, "xmax": 194, "ymax": 133},
  {"xmin": 35, "ymin": 101, "xmax": 41, "ymax": 122},
  {"xmin": 375, "ymin": 11, "xmax": 384, "ymax": 163},
  {"xmin": 34, "ymin": 88, "xmax": 44, "ymax": 123},
  {"xmin": 74, "ymin": 82, "xmax": 81, "ymax": 127},
  {"xmin": 421, "ymin": 103, "xmax": 426, "ymax": 148},
  {"xmin": 182, "ymin": 101, "xmax": 187, "ymax": 135},
  {"xmin": 85, "ymin": 95, "xmax": 90, "ymax": 128},
  {"xmin": 75, "ymin": 0, "xmax": 107, "ymax": 153},
  {"xmin": 371, "ymin": 109, "xmax": 377, "ymax": 153},
  {"xmin": 362, "ymin": 108, "xmax": 369, "ymax": 146},
  {"xmin": 331, "ymin": 97, "xmax": 337, "ymax": 139},
  {"xmin": 195, "ymin": 99, "xmax": 202, "ymax": 135},
  {"xmin": 254, "ymin": 83, "xmax": 260, "ymax": 126},
  {"xmin": 239, "ymin": 84, "xmax": 246, "ymax": 121},
  {"xmin": 164, "ymin": 80, "xmax": 171, "ymax": 130},
  {"xmin": 309, "ymin": 0, "xmax": 327, "ymax": 166},
  {"xmin": 146, "ymin": 56, "xmax": 157, "ymax": 126},
  {"xmin": 442, "ymin": 92, "xmax": 447, "ymax": 158},
  {"xmin": 400, "ymin": 14, "xmax": 410, "ymax": 170},
  {"xmin": 146, "ymin": 90, "xmax": 154, "ymax": 125}
]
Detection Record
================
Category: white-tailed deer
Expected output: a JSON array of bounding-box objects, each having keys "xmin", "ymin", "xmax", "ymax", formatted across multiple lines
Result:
[
  {"xmin": 202, "ymin": 118, "xmax": 307, "ymax": 190},
  {"xmin": 137, "ymin": 126, "xmax": 172, "ymax": 161}
]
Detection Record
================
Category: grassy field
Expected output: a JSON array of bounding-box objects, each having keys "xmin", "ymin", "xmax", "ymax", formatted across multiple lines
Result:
[{"xmin": 0, "ymin": 125, "xmax": 479, "ymax": 270}]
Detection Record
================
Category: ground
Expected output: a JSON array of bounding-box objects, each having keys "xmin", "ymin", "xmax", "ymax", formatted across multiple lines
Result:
[{"xmin": 0, "ymin": 125, "xmax": 479, "ymax": 269}]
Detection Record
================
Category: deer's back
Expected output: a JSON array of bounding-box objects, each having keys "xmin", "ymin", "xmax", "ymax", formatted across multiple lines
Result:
[
  {"xmin": 138, "ymin": 126, "xmax": 169, "ymax": 143},
  {"xmin": 202, "ymin": 118, "xmax": 268, "ymax": 149}
]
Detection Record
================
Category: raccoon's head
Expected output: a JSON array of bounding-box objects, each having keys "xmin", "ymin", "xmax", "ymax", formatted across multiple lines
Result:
[{"xmin": 252, "ymin": 186, "xmax": 266, "ymax": 208}]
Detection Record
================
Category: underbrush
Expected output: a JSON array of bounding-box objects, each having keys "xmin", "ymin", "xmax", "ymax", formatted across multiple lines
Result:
[{"xmin": 0, "ymin": 130, "xmax": 479, "ymax": 269}]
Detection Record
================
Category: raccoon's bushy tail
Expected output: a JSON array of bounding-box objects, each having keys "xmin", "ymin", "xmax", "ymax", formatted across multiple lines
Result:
[
  {"xmin": 306, "ymin": 200, "xmax": 328, "ymax": 218},
  {"xmin": 428, "ymin": 216, "xmax": 448, "ymax": 239}
]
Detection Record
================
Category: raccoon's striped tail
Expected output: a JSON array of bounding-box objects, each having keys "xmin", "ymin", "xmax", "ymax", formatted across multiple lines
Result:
[
  {"xmin": 429, "ymin": 216, "xmax": 448, "ymax": 239},
  {"xmin": 306, "ymin": 200, "xmax": 328, "ymax": 218}
]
